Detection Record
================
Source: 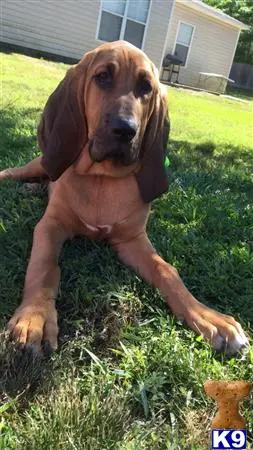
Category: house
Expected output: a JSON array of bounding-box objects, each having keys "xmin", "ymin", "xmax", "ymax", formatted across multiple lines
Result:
[{"xmin": 1, "ymin": 0, "xmax": 248, "ymax": 93}]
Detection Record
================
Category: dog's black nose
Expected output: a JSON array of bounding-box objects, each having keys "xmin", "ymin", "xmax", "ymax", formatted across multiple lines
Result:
[{"xmin": 111, "ymin": 117, "xmax": 137, "ymax": 142}]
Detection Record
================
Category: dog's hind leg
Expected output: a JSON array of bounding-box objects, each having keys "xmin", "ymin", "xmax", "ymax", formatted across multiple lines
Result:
[{"xmin": 0, "ymin": 156, "xmax": 47, "ymax": 181}]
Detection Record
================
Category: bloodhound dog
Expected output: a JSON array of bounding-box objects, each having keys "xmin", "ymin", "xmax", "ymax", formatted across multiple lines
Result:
[{"xmin": 0, "ymin": 41, "xmax": 248, "ymax": 354}]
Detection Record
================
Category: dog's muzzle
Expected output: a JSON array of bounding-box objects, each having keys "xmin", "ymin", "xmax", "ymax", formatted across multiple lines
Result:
[{"xmin": 89, "ymin": 116, "xmax": 139, "ymax": 166}]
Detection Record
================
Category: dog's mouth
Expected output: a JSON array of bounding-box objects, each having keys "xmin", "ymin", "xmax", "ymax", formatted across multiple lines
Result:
[{"xmin": 88, "ymin": 138, "xmax": 139, "ymax": 166}]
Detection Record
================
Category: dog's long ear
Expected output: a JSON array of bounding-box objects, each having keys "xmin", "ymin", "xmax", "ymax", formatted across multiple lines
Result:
[
  {"xmin": 135, "ymin": 85, "xmax": 170, "ymax": 203},
  {"xmin": 38, "ymin": 53, "xmax": 93, "ymax": 181}
]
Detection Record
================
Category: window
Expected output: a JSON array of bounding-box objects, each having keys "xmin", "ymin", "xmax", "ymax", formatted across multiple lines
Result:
[
  {"xmin": 97, "ymin": 0, "xmax": 150, "ymax": 49},
  {"xmin": 173, "ymin": 22, "xmax": 194, "ymax": 66}
]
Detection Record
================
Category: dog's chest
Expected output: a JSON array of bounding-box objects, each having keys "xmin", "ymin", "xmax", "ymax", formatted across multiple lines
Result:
[{"xmin": 52, "ymin": 172, "xmax": 143, "ymax": 237}]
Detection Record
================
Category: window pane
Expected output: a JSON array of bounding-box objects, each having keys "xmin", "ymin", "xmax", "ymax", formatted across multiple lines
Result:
[
  {"xmin": 102, "ymin": 0, "xmax": 126, "ymax": 16},
  {"xmin": 124, "ymin": 20, "xmax": 145, "ymax": 48},
  {"xmin": 177, "ymin": 23, "xmax": 193, "ymax": 46},
  {"xmin": 174, "ymin": 43, "xmax": 189, "ymax": 65},
  {"xmin": 127, "ymin": 0, "xmax": 150, "ymax": 23},
  {"xmin": 99, "ymin": 11, "xmax": 122, "ymax": 41}
]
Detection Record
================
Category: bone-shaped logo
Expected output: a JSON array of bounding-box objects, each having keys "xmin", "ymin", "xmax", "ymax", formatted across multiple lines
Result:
[{"xmin": 204, "ymin": 380, "xmax": 251, "ymax": 429}]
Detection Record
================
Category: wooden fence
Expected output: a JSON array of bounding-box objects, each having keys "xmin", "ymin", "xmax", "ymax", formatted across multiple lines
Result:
[{"xmin": 229, "ymin": 63, "xmax": 253, "ymax": 90}]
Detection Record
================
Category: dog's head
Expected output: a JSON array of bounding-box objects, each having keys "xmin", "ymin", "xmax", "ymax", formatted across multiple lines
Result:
[{"xmin": 39, "ymin": 41, "xmax": 170, "ymax": 202}]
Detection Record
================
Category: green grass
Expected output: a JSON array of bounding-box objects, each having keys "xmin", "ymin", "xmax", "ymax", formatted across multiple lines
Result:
[{"xmin": 0, "ymin": 52, "xmax": 253, "ymax": 449}]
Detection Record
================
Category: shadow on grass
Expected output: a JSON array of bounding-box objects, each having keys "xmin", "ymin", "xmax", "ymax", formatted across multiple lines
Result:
[
  {"xmin": 226, "ymin": 85, "xmax": 253, "ymax": 102},
  {"xmin": 169, "ymin": 139, "xmax": 253, "ymax": 177},
  {"xmin": 0, "ymin": 104, "xmax": 253, "ymax": 403},
  {"xmin": 0, "ymin": 331, "xmax": 55, "ymax": 405},
  {"xmin": 0, "ymin": 105, "xmax": 41, "ymax": 166},
  {"xmin": 166, "ymin": 139, "xmax": 253, "ymax": 201}
]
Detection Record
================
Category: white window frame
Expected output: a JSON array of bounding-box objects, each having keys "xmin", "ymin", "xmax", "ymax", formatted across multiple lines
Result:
[
  {"xmin": 96, "ymin": 0, "xmax": 152, "ymax": 50},
  {"xmin": 172, "ymin": 20, "xmax": 195, "ymax": 68}
]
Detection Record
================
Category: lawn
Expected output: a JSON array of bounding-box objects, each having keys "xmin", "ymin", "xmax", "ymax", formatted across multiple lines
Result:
[{"xmin": 0, "ymin": 52, "xmax": 253, "ymax": 449}]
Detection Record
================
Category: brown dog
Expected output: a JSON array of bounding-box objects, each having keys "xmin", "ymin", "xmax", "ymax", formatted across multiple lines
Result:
[{"xmin": 0, "ymin": 41, "xmax": 248, "ymax": 354}]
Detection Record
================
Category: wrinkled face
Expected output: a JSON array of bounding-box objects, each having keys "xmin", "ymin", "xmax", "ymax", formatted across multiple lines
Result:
[{"xmin": 84, "ymin": 42, "xmax": 158, "ymax": 166}]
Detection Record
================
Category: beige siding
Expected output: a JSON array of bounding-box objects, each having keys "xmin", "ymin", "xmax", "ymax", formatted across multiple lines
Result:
[
  {"xmin": 144, "ymin": 0, "xmax": 174, "ymax": 69},
  {"xmin": 1, "ymin": 0, "xmax": 175, "ymax": 68},
  {"xmin": 1, "ymin": 0, "xmax": 101, "ymax": 60},
  {"xmin": 165, "ymin": 2, "xmax": 240, "ymax": 92}
]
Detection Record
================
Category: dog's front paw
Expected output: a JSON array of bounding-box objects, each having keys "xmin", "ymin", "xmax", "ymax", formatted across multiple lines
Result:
[
  {"xmin": 0, "ymin": 168, "xmax": 13, "ymax": 181},
  {"xmin": 8, "ymin": 303, "xmax": 58, "ymax": 352},
  {"xmin": 185, "ymin": 302, "xmax": 249, "ymax": 354}
]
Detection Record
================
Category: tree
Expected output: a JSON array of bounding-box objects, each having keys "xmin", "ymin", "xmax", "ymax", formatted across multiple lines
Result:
[{"xmin": 204, "ymin": 0, "xmax": 253, "ymax": 64}]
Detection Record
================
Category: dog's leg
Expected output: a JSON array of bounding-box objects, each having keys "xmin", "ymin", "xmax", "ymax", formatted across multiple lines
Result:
[
  {"xmin": 8, "ymin": 216, "xmax": 68, "ymax": 351},
  {"xmin": 0, "ymin": 156, "xmax": 47, "ymax": 181},
  {"xmin": 113, "ymin": 233, "xmax": 248, "ymax": 354}
]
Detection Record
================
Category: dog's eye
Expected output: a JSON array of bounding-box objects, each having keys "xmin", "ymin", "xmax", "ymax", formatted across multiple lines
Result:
[
  {"xmin": 137, "ymin": 79, "xmax": 152, "ymax": 97},
  {"xmin": 94, "ymin": 71, "xmax": 111, "ymax": 87}
]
